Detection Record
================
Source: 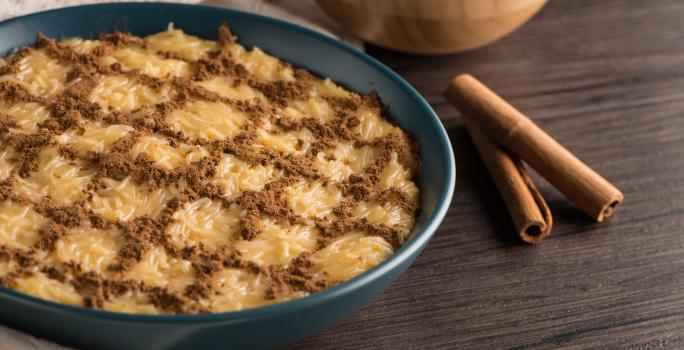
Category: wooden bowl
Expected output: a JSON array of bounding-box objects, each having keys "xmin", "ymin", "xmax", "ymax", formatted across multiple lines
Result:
[{"xmin": 317, "ymin": 0, "xmax": 547, "ymax": 54}]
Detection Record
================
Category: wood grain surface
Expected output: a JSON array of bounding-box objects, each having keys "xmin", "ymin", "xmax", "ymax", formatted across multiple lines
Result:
[{"xmin": 290, "ymin": 0, "xmax": 684, "ymax": 348}]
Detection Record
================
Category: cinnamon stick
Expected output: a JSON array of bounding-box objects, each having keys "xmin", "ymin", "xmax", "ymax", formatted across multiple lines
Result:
[
  {"xmin": 465, "ymin": 120, "xmax": 552, "ymax": 243},
  {"xmin": 444, "ymin": 74, "xmax": 623, "ymax": 222}
]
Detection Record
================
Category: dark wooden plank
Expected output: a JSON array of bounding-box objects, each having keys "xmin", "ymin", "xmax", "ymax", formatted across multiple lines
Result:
[{"xmin": 289, "ymin": 0, "xmax": 684, "ymax": 348}]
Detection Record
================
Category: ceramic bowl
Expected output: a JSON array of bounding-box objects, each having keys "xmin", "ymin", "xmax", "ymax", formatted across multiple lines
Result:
[{"xmin": 0, "ymin": 3, "xmax": 455, "ymax": 349}]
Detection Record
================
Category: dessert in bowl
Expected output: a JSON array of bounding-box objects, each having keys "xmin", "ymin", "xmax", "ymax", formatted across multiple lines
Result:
[
  {"xmin": 0, "ymin": 24, "xmax": 420, "ymax": 315},
  {"xmin": 0, "ymin": 3, "xmax": 454, "ymax": 349}
]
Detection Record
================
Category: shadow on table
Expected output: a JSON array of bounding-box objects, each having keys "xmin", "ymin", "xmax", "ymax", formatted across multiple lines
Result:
[{"xmin": 444, "ymin": 124, "xmax": 520, "ymax": 245}]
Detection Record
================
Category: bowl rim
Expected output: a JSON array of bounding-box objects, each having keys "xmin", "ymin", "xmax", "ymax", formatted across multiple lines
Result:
[{"xmin": 0, "ymin": 2, "xmax": 456, "ymax": 323}]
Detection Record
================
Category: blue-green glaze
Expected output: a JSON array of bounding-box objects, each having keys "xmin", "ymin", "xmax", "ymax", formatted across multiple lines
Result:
[{"xmin": 0, "ymin": 3, "xmax": 456, "ymax": 349}]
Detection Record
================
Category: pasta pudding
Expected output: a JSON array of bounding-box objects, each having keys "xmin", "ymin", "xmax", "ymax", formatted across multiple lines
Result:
[{"xmin": 0, "ymin": 25, "xmax": 420, "ymax": 314}]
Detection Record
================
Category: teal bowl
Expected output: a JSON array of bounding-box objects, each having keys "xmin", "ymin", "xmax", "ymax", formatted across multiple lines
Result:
[{"xmin": 0, "ymin": 3, "xmax": 455, "ymax": 349}]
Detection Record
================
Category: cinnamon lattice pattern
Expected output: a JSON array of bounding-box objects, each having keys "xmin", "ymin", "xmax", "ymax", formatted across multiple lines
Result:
[{"xmin": 0, "ymin": 25, "xmax": 420, "ymax": 314}]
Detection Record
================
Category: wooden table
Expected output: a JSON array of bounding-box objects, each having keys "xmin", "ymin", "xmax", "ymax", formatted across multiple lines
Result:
[{"xmin": 291, "ymin": 0, "xmax": 684, "ymax": 348}]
